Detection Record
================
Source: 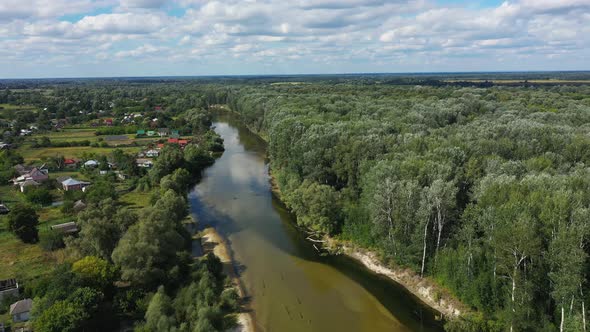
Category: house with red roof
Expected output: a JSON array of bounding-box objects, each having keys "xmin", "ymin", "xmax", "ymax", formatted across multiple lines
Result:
[
  {"xmin": 168, "ymin": 138, "xmax": 179, "ymax": 144},
  {"xmin": 104, "ymin": 118, "xmax": 113, "ymax": 126}
]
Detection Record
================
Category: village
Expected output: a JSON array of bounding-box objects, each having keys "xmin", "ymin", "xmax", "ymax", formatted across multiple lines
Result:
[{"xmin": 0, "ymin": 103, "xmax": 202, "ymax": 331}]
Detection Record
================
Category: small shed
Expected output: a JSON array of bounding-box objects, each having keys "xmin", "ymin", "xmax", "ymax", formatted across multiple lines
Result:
[
  {"xmin": 136, "ymin": 129, "xmax": 146, "ymax": 136},
  {"xmin": 73, "ymin": 200, "xmax": 87, "ymax": 212},
  {"xmin": 10, "ymin": 298, "xmax": 32, "ymax": 323},
  {"xmin": 50, "ymin": 222, "xmax": 79, "ymax": 234}
]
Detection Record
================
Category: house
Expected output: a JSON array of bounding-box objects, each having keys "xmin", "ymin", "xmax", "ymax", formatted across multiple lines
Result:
[
  {"xmin": 99, "ymin": 170, "xmax": 109, "ymax": 175},
  {"xmin": 50, "ymin": 222, "xmax": 79, "ymax": 234},
  {"xmin": 0, "ymin": 279, "xmax": 19, "ymax": 302},
  {"xmin": 10, "ymin": 299, "xmax": 32, "ymax": 323},
  {"xmin": 73, "ymin": 200, "xmax": 87, "ymax": 212},
  {"xmin": 171, "ymin": 130, "xmax": 180, "ymax": 138},
  {"xmin": 147, "ymin": 130, "xmax": 156, "ymax": 137},
  {"xmin": 13, "ymin": 166, "xmax": 49, "ymax": 187},
  {"xmin": 0, "ymin": 142, "xmax": 12, "ymax": 150},
  {"xmin": 178, "ymin": 139, "xmax": 189, "ymax": 147},
  {"xmin": 115, "ymin": 172, "xmax": 128, "ymax": 180},
  {"xmin": 157, "ymin": 143, "xmax": 165, "ymax": 149},
  {"xmin": 64, "ymin": 159, "xmax": 78, "ymax": 168},
  {"xmin": 14, "ymin": 165, "xmax": 32, "ymax": 176},
  {"xmin": 19, "ymin": 129, "xmax": 32, "ymax": 136},
  {"xmin": 61, "ymin": 178, "xmax": 91, "ymax": 191},
  {"xmin": 168, "ymin": 138, "xmax": 179, "ymax": 144},
  {"xmin": 0, "ymin": 204, "xmax": 9, "ymax": 215},
  {"xmin": 104, "ymin": 118, "xmax": 113, "ymax": 126},
  {"xmin": 154, "ymin": 106, "xmax": 163, "ymax": 111},
  {"xmin": 136, "ymin": 129, "xmax": 146, "ymax": 136},
  {"xmin": 83, "ymin": 160, "xmax": 99, "ymax": 168},
  {"xmin": 158, "ymin": 128, "xmax": 169, "ymax": 137},
  {"xmin": 145, "ymin": 149, "xmax": 159, "ymax": 158},
  {"xmin": 18, "ymin": 179, "xmax": 40, "ymax": 193},
  {"xmin": 136, "ymin": 158, "xmax": 154, "ymax": 168}
]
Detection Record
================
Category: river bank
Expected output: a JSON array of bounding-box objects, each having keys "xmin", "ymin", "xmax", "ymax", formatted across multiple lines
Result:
[
  {"xmin": 268, "ymin": 165, "xmax": 465, "ymax": 322},
  {"xmin": 217, "ymin": 107, "xmax": 466, "ymax": 323},
  {"xmin": 201, "ymin": 227, "xmax": 255, "ymax": 332}
]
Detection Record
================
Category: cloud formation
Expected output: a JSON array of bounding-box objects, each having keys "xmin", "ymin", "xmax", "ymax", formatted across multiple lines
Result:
[{"xmin": 0, "ymin": 0, "xmax": 588, "ymax": 77}]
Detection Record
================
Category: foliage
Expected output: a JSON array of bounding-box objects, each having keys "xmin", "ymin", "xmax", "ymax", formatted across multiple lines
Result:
[{"xmin": 7, "ymin": 203, "xmax": 39, "ymax": 243}]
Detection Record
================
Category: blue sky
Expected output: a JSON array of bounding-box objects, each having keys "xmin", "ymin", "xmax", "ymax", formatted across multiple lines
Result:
[{"xmin": 0, "ymin": 0, "xmax": 588, "ymax": 78}]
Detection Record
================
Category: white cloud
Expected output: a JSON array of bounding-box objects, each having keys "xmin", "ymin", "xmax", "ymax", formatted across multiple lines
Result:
[{"xmin": 1, "ymin": 0, "xmax": 589, "ymax": 77}]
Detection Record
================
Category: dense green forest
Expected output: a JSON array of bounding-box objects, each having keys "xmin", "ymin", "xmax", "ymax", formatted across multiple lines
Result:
[
  {"xmin": 3, "ymin": 75, "xmax": 590, "ymax": 330},
  {"xmin": 214, "ymin": 82, "xmax": 590, "ymax": 331}
]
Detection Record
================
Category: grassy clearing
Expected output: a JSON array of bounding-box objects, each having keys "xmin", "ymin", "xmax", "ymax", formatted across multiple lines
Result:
[
  {"xmin": 119, "ymin": 189, "xmax": 153, "ymax": 210},
  {"xmin": 0, "ymin": 206, "xmax": 70, "ymax": 281},
  {"xmin": 17, "ymin": 145, "xmax": 143, "ymax": 161},
  {"xmin": 0, "ymin": 103, "xmax": 37, "ymax": 111}
]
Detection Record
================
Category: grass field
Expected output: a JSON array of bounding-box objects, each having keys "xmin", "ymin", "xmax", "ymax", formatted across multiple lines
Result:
[
  {"xmin": 0, "ymin": 103, "xmax": 37, "ymax": 111},
  {"xmin": 17, "ymin": 145, "xmax": 144, "ymax": 161}
]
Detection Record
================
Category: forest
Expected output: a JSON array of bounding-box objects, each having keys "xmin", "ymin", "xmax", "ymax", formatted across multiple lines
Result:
[
  {"xmin": 2, "ymin": 74, "xmax": 590, "ymax": 331},
  {"xmin": 216, "ymin": 80, "xmax": 590, "ymax": 331}
]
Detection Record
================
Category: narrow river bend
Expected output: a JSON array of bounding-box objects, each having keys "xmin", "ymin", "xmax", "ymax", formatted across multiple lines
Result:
[{"xmin": 189, "ymin": 116, "xmax": 443, "ymax": 332}]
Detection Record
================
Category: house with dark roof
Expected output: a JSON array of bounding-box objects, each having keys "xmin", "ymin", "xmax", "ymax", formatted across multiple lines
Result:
[
  {"xmin": 0, "ymin": 279, "xmax": 19, "ymax": 302},
  {"xmin": 10, "ymin": 299, "xmax": 32, "ymax": 322}
]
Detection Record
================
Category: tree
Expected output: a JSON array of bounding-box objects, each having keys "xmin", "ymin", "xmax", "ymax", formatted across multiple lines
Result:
[
  {"xmin": 287, "ymin": 179, "xmax": 341, "ymax": 234},
  {"xmin": 85, "ymin": 179, "xmax": 118, "ymax": 204},
  {"xmin": 24, "ymin": 187, "xmax": 53, "ymax": 206},
  {"xmin": 112, "ymin": 191, "xmax": 188, "ymax": 287},
  {"xmin": 549, "ymin": 207, "xmax": 589, "ymax": 332},
  {"xmin": 66, "ymin": 199, "xmax": 137, "ymax": 260},
  {"xmin": 72, "ymin": 256, "xmax": 117, "ymax": 290},
  {"xmin": 7, "ymin": 203, "xmax": 39, "ymax": 243},
  {"xmin": 149, "ymin": 145, "xmax": 184, "ymax": 183}
]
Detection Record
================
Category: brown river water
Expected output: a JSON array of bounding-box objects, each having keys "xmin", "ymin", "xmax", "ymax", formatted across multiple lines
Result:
[{"xmin": 189, "ymin": 116, "xmax": 444, "ymax": 332}]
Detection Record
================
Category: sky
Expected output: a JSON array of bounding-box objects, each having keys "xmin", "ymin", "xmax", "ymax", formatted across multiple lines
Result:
[{"xmin": 0, "ymin": 0, "xmax": 589, "ymax": 78}]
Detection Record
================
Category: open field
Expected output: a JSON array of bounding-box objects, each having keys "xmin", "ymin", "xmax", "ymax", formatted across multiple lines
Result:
[
  {"xmin": 0, "ymin": 103, "xmax": 37, "ymax": 111},
  {"xmin": 17, "ymin": 145, "xmax": 143, "ymax": 160}
]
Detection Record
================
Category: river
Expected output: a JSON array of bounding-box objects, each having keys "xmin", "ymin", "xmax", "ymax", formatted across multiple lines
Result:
[{"xmin": 189, "ymin": 116, "xmax": 444, "ymax": 332}]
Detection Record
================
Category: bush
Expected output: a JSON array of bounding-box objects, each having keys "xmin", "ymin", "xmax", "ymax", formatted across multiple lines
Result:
[
  {"xmin": 40, "ymin": 231, "xmax": 65, "ymax": 251},
  {"xmin": 24, "ymin": 187, "xmax": 53, "ymax": 206}
]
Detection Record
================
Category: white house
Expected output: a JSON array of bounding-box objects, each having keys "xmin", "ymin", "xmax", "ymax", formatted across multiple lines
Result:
[
  {"xmin": 84, "ymin": 160, "xmax": 99, "ymax": 168},
  {"xmin": 145, "ymin": 149, "xmax": 160, "ymax": 158}
]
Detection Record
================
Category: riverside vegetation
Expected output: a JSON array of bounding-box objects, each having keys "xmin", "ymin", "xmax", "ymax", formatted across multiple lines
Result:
[
  {"xmin": 0, "ymin": 89, "xmax": 239, "ymax": 331},
  {"xmin": 1, "ymin": 73, "xmax": 590, "ymax": 331}
]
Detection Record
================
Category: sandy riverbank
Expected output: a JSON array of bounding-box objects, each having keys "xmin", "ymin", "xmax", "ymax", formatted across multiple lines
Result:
[
  {"xmin": 201, "ymin": 227, "xmax": 256, "ymax": 332},
  {"xmin": 269, "ymin": 170, "xmax": 465, "ymax": 321},
  {"xmin": 335, "ymin": 241, "xmax": 464, "ymax": 319}
]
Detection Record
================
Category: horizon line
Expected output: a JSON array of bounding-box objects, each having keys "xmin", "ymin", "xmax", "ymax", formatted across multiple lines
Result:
[{"xmin": 2, "ymin": 69, "xmax": 590, "ymax": 81}]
